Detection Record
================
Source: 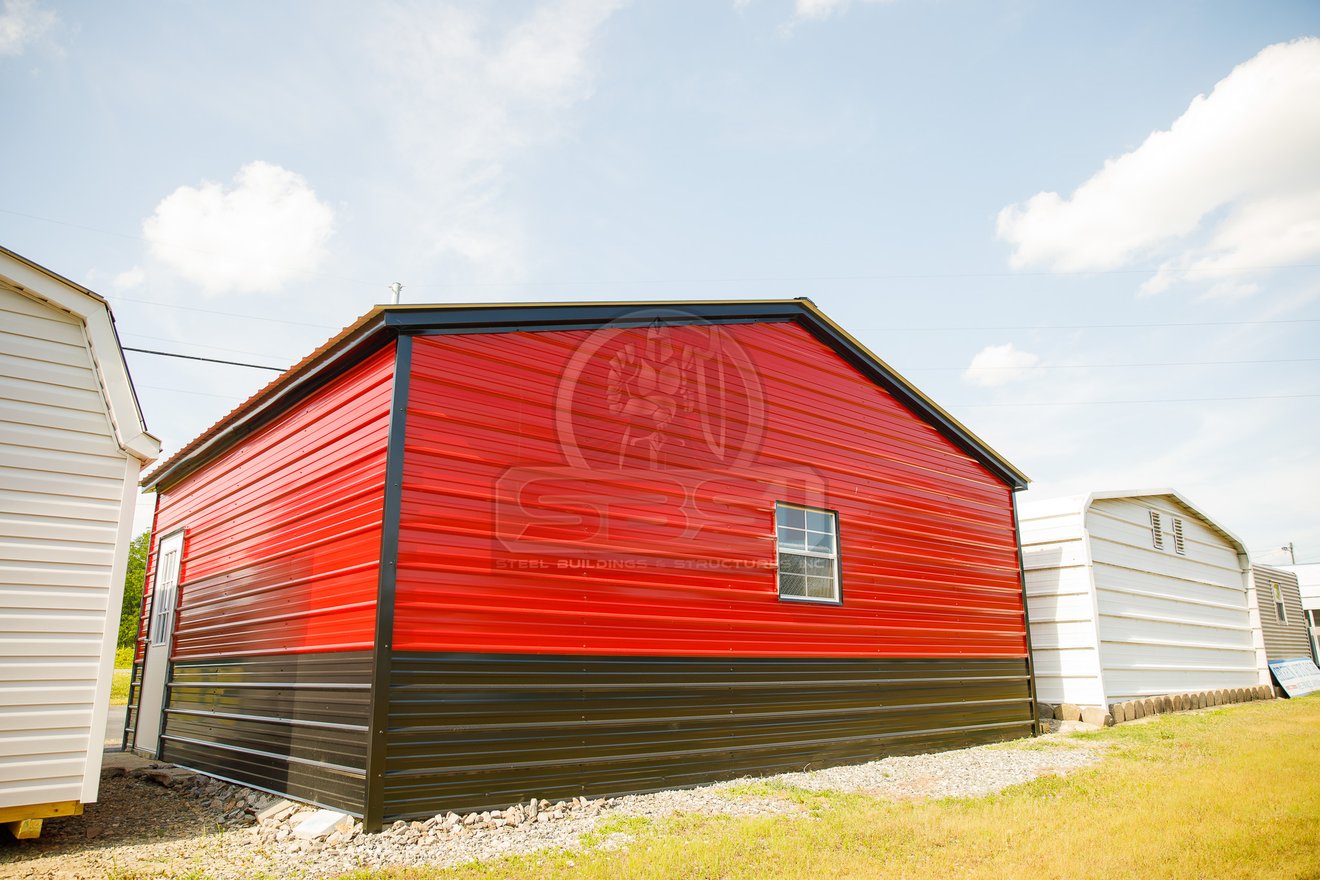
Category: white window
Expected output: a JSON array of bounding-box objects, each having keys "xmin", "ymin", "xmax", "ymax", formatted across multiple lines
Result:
[
  {"xmin": 775, "ymin": 502, "xmax": 840, "ymax": 603},
  {"xmin": 1149, "ymin": 510, "xmax": 1164, "ymax": 550},
  {"xmin": 1272, "ymin": 583, "xmax": 1287, "ymax": 623},
  {"xmin": 149, "ymin": 547, "xmax": 180, "ymax": 647}
]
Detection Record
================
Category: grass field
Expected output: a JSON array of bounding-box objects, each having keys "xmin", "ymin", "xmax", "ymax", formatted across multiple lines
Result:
[
  {"xmin": 110, "ymin": 646, "xmax": 134, "ymax": 705},
  {"xmin": 348, "ymin": 695, "xmax": 1320, "ymax": 880}
]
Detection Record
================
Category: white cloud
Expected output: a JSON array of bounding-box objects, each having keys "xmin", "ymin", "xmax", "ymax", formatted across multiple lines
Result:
[
  {"xmin": 786, "ymin": 0, "xmax": 893, "ymax": 25},
  {"xmin": 962, "ymin": 343, "xmax": 1040, "ymax": 387},
  {"xmin": 997, "ymin": 38, "xmax": 1320, "ymax": 294},
  {"xmin": 0, "ymin": 0, "xmax": 54, "ymax": 56},
  {"xmin": 142, "ymin": 161, "xmax": 334, "ymax": 295},
  {"xmin": 368, "ymin": 1, "xmax": 622, "ymax": 277},
  {"xmin": 112, "ymin": 265, "xmax": 145, "ymax": 291}
]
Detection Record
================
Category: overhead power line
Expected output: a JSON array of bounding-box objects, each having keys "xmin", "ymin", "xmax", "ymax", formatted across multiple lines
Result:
[
  {"xmin": 123, "ymin": 347, "xmax": 285, "ymax": 372},
  {"xmin": 912, "ymin": 356, "xmax": 1320, "ymax": 372},
  {"xmin": 955, "ymin": 393, "xmax": 1320, "ymax": 408}
]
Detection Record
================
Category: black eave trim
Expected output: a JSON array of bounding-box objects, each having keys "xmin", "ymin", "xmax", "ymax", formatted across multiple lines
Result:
[
  {"xmin": 363, "ymin": 333, "xmax": 413, "ymax": 831},
  {"xmin": 147, "ymin": 300, "xmax": 1025, "ymax": 493}
]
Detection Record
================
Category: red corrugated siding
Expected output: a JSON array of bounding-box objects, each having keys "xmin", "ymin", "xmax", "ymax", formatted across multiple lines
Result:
[
  {"xmin": 151, "ymin": 343, "xmax": 396, "ymax": 659},
  {"xmin": 395, "ymin": 322, "xmax": 1027, "ymax": 658}
]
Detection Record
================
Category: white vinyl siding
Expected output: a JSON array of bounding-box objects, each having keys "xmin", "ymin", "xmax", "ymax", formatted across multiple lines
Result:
[
  {"xmin": 1019, "ymin": 500, "xmax": 1106, "ymax": 707},
  {"xmin": 0, "ymin": 283, "xmax": 134, "ymax": 809}
]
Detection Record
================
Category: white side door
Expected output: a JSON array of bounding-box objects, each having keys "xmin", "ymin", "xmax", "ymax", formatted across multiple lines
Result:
[{"xmin": 134, "ymin": 531, "xmax": 183, "ymax": 756}]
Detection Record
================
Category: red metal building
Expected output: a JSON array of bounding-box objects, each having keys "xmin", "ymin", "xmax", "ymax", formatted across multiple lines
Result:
[{"xmin": 126, "ymin": 300, "xmax": 1035, "ymax": 830}]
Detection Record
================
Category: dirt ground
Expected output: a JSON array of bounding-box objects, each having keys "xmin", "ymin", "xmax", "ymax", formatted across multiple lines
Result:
[{"xmin": 0, "ymin": 752, "xmax": 245, "ymax": 880}]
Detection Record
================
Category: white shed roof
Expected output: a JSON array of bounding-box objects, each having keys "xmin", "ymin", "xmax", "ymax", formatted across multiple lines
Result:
[
  {"xmin": 0, "ymin": 246, "xmax": 161, "ymax": 463},
  {"xmin": 1020, "ymin": 487, "xmax": 1248, "ymax": 558}
]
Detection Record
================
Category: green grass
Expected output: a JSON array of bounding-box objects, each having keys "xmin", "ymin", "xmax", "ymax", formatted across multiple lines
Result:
[
  {"xmin": 109, "ymin": 668, "xmax": 131, "ymax": 705},
  {"xmin": 108, "ymin": 647, "xmax": 134, "ymax": 705},
  {"xmin": 358, "ymin": 696, "xmax": 1320, "ymax": 880}
]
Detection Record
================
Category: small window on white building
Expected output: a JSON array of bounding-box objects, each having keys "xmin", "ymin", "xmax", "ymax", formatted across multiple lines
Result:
[
  {"xmin": 1171, "ymin": 517, "xmax": 1186, "ymax": 555},
  {"xmin": 775, "ymin": 502, "xmax": 840, "ymax": 603},
  {"xmin": 1149, "ymin": 510, "xmax": 1164, "ymax": 550},
  {"xmin": 1272, "ymin": 583, "xmax": 1287, "ymax": 623}
]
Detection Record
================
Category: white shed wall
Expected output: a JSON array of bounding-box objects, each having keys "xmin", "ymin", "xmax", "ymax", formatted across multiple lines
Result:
[
  {"xmin": 1019, "ymin": 498, "xmax": 1106, "ymax": 708},
  {"xmin": 1087, "ymin": 497, "xmax": 1259, "ymax": 703},
  {"xmin": 0, "ymin": 284, "xmax": 138, "ymax": 809}
]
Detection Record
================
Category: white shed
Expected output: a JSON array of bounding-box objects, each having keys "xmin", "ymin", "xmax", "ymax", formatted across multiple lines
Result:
[
  {"xmin": 0, "ymin": 247, "xmax": 160, "ymax": 834},
  {"xmin": 1019, "ymin": 489, "xmax": 1268, "ymax": 710}
]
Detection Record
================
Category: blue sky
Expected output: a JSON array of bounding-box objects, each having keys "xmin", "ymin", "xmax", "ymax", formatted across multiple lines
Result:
[{"xmin": 2, "ymin": 0, "xmax": 1318, "ymax": 563}]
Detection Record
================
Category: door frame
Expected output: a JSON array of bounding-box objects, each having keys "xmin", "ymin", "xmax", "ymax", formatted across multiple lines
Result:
[{"xmin": 133, "ymin": 528, "xmax": 185, "ymax": 758}]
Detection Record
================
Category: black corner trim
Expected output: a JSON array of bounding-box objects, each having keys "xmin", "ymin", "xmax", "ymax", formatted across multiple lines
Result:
[
  {"xmin": 363, "ymin": 334, "xmax": 413, "ymax": 831},
  {"xmin": 1011, "ymin": 493, "xmax": 1042, "ymax": 736}
]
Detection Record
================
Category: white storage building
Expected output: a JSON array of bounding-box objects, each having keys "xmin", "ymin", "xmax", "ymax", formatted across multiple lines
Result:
[
  {"xmin": 1020, "ymin": 489, "xmax": 1268, "ymax": 709},
  {"xmin": 0, "ymin": 247, "xmax": 160, "ymax": 833}
]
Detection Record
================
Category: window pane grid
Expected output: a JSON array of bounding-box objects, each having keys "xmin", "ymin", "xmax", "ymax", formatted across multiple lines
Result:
[{"xmin": 775, "ymin": 503, "xmax": 839, "ymax": 603}]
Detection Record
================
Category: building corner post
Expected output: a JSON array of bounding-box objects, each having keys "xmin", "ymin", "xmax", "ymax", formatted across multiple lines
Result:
[
  {"xmin": 1011, "ymin": 492, "xmax": 1043, "ymax": 737},
  {"xmin": 363, "ymin": 333, "xmax": 413, "ymax": 832}
]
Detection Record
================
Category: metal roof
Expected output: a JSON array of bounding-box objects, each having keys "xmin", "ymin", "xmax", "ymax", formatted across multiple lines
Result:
[{"xmin": 142, "ymin": 298, "xmax": 1029, "ymax": 490}]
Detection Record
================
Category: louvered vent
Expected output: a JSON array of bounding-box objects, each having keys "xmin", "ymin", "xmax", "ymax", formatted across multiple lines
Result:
[
  {"xmin": 1171, "ymin": 517, "xmax": 1186, "ymax": 555},
  {"xmin": 1149, "ymin": 509, "xmax": 1164, "ymax": 550}
]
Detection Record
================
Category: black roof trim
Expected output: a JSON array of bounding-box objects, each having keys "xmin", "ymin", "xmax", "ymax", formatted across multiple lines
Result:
[{"xmin": 144, "ymin": 299, "xmax": 1027, "ymax": 491}]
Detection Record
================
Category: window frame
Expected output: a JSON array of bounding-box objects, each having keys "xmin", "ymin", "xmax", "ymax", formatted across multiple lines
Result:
[
  {"xmin": 1272, "ymin": 582, "xmax": 1287, "ymax": 624},
  {"xmin": 773, "ymin": 501, "xmax": 843, "ymax": 606},
  {"xmin": 149, "ymin": 542, "xmax": 181, "ymax": 648}
]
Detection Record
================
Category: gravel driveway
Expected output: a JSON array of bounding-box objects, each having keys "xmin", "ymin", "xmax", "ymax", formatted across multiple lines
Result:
[{"xmin": 0, "ymin": 733, "xmax": 1105, "ymax": 880}]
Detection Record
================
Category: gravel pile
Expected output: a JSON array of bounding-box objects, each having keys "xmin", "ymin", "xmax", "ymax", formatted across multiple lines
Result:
[
  {"xmin": 767, "ymin": 737, "xmax": 1105, "ymax": 800},
  {"xmin": 1, "ymin": 734, "xmax": 1103, "ymax": 879}
]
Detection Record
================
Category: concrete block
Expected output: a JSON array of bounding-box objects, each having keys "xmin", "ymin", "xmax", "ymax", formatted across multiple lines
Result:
[
  {"xmin": 1059, "ymin": 703, "xmax": 1082, "ymax": 722},
  {"xmin": 257, "ymin": 799, "xmax": 297, "ymax": 824},
  {"xmin": 293, "ymin": 809, "xmax": 354, "ymax": 841},
  {"xmin": 1110, "ymin": 703, "xmax": 1126, "ymax": 724},
  {"xmin": 1143, "ymin": 698, "xmax": 1157, "ymax": 716},
  {"xmin": 1129, "ymin": 700, "xmax": 1144, "ymax": 719},
  {"xmin": 1037, "ymin": 702, "xmax": 1054, "ymax": 721},
  {"xmin": 1081, "ymin": 707, "xmax": 1114, "ymax": 727}
]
